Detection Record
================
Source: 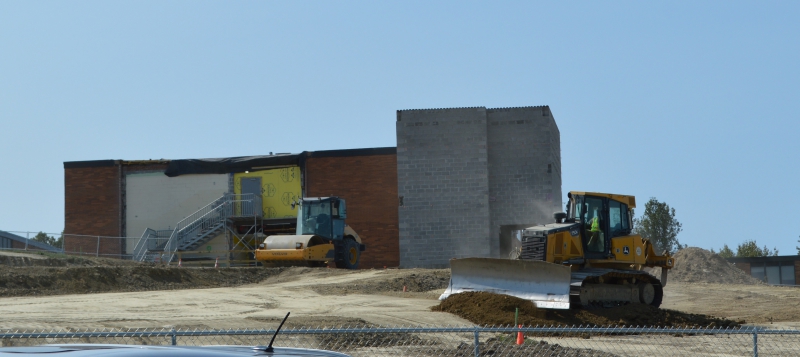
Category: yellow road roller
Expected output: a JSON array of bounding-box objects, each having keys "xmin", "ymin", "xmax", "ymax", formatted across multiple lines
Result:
[{"xmin": 255, "ymin": 197, "xmax": 365, "ymax": 269}]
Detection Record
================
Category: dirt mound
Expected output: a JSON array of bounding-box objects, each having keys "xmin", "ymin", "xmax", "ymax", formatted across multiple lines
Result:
[
  {"xmin": 664, "ymin": 247, "xmax": 763, "ymax": 285},
  {"xmin": 432, "ymin": 292, "xmax": 742, "ymax": 328},
  {"xmin": 0, "ymin": 252, "xmax": 450, "ymax": 299},
  {"xmin": 0, "ymin": 251, "xmax": 144, "ymax": 267},
  {"xmin": 312, "ymin": 269, "xmax": 450, "ymax": 297},
  {"xmin": 0, "ymin": 266, "xmax": 286, "ymax": 297}
]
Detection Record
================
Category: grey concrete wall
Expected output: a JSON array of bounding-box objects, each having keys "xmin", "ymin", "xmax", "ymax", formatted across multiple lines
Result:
[
  {"xmin": 396, "ymin": 106, "xmax": 561, "ymax": 268},
  {"xmin": 486, "ymin": 106, "xmax": 562, "ymax": 258},
  {"xmin": 396, "ymin": 107, "xmax": 491, "ymax": 268}
]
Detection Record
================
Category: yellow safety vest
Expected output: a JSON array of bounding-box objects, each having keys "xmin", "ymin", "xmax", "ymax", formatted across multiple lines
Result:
[{"xmin": 590, "ymin": 217, "xmax": 600, "ymax": 232}]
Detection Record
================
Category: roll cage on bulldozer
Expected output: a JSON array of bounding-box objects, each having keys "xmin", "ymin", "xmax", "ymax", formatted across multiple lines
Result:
[{"xmin": 567, "ymin": 191, "xmax": 636, "ymax": 260}]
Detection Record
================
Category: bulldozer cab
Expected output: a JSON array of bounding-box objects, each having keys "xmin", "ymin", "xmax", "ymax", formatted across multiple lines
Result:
[
  {"xmin": 296, "ymin": 197, "xmax": 347, "ymax": 241},
  {"xmin": 568, "ymin": 192, "xmax": 634, "ymax": 259}
]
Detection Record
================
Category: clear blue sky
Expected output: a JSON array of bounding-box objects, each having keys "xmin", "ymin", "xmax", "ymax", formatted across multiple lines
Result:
[{"xmin": 1, "ymin": 1, "xmax": 798, "ymax": 254}]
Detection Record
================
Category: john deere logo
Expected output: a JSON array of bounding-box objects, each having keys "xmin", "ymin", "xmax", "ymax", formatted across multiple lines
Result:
[{"xmin": 623, "ymin": 246, "xmax": 630, "ymax": 255}]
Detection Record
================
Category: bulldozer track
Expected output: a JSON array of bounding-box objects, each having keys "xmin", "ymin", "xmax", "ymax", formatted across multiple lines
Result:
[{"xmin": 570, "ymin": 268, "xmax": 663, "ymax": 308}]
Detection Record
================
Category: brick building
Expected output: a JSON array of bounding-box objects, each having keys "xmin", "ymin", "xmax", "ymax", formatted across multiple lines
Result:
[
  {"xmin": 64, "ymin": 106, "xmax": 562, "ymax": 268},
  {"xmin": 63, "ymin": 148, "xmax": 398, "ymax": 268}
]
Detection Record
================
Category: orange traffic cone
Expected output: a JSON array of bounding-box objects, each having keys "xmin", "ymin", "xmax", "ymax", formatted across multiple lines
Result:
[
  {"xmin": 403, "ymin": 286, "xmax": 407, "ymax": 293},
  {"xmin": 178, "ymin": 259, "xmax": 182, "ymax": 268},
  {"xmin": 516, "ymin": 325, "xmax": 524, "ymax": 345},
  {"xmin": 214, "ymin": 257, "xmax": 219, "ymax": 269}
]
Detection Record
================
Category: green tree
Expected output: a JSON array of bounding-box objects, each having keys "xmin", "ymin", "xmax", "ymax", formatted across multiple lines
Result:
[
  {"xmin": 714, "ymin": 244, "xmax": 735, "ymax": 258},
  {"xmin": 734, "ymin": 240, "xmax": 778, "ymax": 257},
  {"xmin": 31, "ymin": 232, "xmax": 63, "ymax": 249},
  {"xmin": 632, "ymin": 197, "xmax": 683, "ymax": 254}
]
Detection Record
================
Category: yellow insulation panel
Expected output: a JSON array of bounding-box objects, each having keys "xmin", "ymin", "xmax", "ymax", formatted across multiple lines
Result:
[{"xmin": 234, "ymin": 166, "xmax": 302, "ymax": 219}]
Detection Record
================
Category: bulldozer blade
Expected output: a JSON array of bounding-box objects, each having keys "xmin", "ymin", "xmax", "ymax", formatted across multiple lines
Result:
[{"xmin": 440, "ymin": 258, "xmax": 572, "ymax": 309}]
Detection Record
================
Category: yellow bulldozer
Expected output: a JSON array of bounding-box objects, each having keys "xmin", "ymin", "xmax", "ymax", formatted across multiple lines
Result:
[
  {"xmin": 255, "ymin": 197, "xmax": 365, "ymax": 269},
  {"xmin": 441, "ymin": 191, "xmax": 675, "ymax": 309}
]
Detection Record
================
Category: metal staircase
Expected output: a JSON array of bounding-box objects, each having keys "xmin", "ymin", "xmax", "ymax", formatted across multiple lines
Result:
[{"xmin": 132, "ymin": 193, "xmax": 262, "ymax": 263}]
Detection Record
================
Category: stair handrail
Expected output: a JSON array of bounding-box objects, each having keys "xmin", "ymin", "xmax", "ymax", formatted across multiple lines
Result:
[
  {"xmin": 160, "ymin": 193, "xmax": 261, "ymax": 263},
  {"xmin": 176, "ymin": 194, "xmax": 263, "ymax": 251},
  {"xmin": 132, "ymin": 228, "xmax": 158, "ymax": 262},
  {"xmin": 160, "ymin": 194, "xmax": 230, "ymax": 263}
]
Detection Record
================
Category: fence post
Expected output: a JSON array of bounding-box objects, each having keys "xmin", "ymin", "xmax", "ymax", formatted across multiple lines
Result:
[
  {"xmin": 25, "ymin": 232, "xmax": 29, "ymax": 250},
  {"xmin": 473, "ymin": 329, "xmax": 480, "ymax": 357},
  {"xmin": 753, "ymin": 331, "xmax": 758, "ymax": 357},
  {"xmin": 96, "ymin": 236, "xmax": 100, "ymax": 257},
  {"xmin": 171, "ymin": 328, "xmax": 177, "ymax": 346}
]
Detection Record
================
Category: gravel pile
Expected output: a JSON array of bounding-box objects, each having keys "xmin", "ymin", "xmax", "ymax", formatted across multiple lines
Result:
[{"xmin": 656, "ymin": 247, "xmax": 763, "ymax": 285}]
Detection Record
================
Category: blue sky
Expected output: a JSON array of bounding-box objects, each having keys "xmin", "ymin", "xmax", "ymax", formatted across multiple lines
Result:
[{"xmin": 1, "ymin": 1, "xmax": 798, "ymax": 254}]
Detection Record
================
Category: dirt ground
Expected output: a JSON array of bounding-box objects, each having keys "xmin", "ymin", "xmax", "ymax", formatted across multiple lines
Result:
[
  {"xmin": 1, "ymin": 249, "xmax": 798, "ymax": 331},
  {"xmin": 432, "ymin": 291, "xmax": 741, "ymax": 328}
]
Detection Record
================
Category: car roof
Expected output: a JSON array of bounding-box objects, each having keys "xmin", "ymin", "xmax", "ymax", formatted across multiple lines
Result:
[{"xmin": 0, "ymin": 345, "xmax": 351, "ymax": 357}]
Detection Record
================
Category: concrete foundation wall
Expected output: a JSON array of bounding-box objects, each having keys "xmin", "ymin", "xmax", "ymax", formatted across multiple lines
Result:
[{"xmin": 397, "ymin": 107, "xmax": 491, "ymax": 268}]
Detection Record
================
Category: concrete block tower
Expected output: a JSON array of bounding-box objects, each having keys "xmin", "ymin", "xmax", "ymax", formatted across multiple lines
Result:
[{"xmin": 396, "ymin": 106, "xmax": 562, "ymax": 268}]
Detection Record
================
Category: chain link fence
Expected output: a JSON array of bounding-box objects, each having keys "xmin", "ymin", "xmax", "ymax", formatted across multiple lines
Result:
[{"xmin": 2, "ymin": 326, "xmax": 799, "ymax": 356}]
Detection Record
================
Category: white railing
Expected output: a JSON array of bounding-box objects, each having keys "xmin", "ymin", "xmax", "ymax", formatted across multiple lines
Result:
[
  {"xmin": 157, "ymin": 193, "xmax": 261, "ymax": 264},
  {"xmin": 132, "ymin": 228, "xmax": 159, "ymax": 262}
]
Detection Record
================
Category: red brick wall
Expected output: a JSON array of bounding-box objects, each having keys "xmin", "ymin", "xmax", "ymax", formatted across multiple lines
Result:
[
  {"xmin": 305, "ymin": 154, "xmax": 399, "ymax": 268},
  {"xmin": 64, "ymin": 164, "xmax": 122, "ymax": 257}
]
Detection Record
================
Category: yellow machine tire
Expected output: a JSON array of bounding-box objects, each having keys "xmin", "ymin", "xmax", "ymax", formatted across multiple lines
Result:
[{"xmin": 336, "ymin": 238, "xmax": 360, "ymax": 270}]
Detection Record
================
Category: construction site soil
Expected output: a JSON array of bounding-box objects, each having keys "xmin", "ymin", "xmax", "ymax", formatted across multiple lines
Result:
[
  {"xmin": 0, "ymin": 248, "xmax": 796, "ymax": 330},
  {"xmin": 431, "ymin": 291, "xmax": 742, "ymax": 328},
  {"xmin": 0, "ymin": 252, "xmax": 287, "ymax": 297}
]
